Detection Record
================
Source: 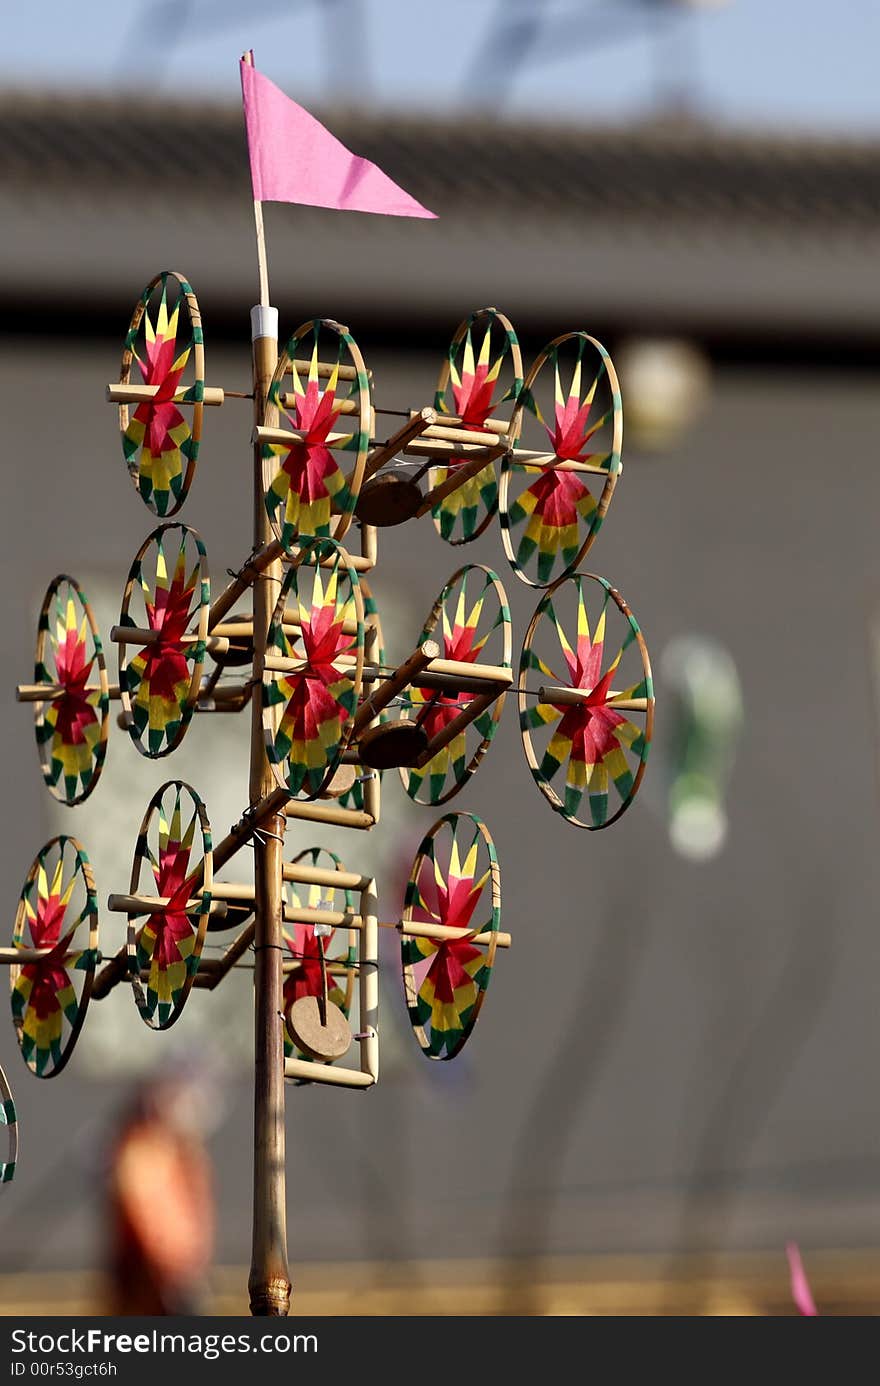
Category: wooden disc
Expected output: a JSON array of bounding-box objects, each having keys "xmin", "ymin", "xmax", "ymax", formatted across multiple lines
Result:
[
  {"xmin": 355, "ymin": 473, "xmax": 422, "ymax": 528},
  {"xmin": 285, "ymin": 995, "xmax": 352, "ymax": 1062},
  {"xmin": 359, "ymin": 719, "xmax": 429, "ymax": 770},
  {"xmin": 319, "ymin": 762, "xmax": 358, "ymax": 800}
]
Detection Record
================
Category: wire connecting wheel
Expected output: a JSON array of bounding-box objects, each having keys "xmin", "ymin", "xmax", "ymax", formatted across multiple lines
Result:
[
  {"xmin": 500, "ymin": 332, "xmax": 622, "ymax": 587},
  {"xmin": 263, "ymin": 319, "xmax": 371, "ymax": 549},
  {"xmin": 429, "ymin": 307, "xmax": 523, "ymax": 545},
  {"xmin": 117, "ymin": 271, "xmax": 205, "ymax": 517},
  {"xmin": 0, "ymin": 1063, "xmax": 16, "ymax": 1184},
  {"xmin": 282, "ymin": 847, "xmax": 358, "ymax": 1067},
  {"xmin": 32, "ymin": 575, "xmax": 109, "ymax": 805},
  {"xmin": 126, "ymin": 781, "xmax": 213, "ymax": 1029},
  {"xmin": 10, "ymin": 836, "xmax": 99, "ymax": 1078},
  {"xmin": 263, "ymin": 537, "xmax": 365, "ymax": 799},
  {"xmin": 399, "ymin": 564, "xmax": 511, "ymax": 805},
  {"xmin": 401, "ymin": 812, "xmax": 501, "ymax": 1060},
  {"xmin": 118, "ymin": 523, "xmax": 210, "ymax": 757},
  {"xmin": 519, "ymin": 572, "xmax": 653, "ymax": 829}
]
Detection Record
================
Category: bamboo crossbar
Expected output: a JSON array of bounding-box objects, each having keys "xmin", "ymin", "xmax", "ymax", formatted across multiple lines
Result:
[
  {"xmin": 412, "ymin": 410, "xmax": 511, "ymax": 438},
  {"xmin": 422, "ymin": 657, "xmax": 512, "ymax": 685},
  {"xmin": 402, "ymin": 438, "xmax": 501, "ymax": 462},
  {"xmin": 16, "ymin": 683, "xmax": 121, "ymax": 701},
  {"xmin": 0, "ymin": 945, "xmax": 58, "ymax": 965},
  {"xmin": 106, "ymin": 383, "xmax": 225, "ymax": 407},
  {"xmin": 508, "ymin": 448, "xmax": 617, "ymax": 476},
  {"xmin": 283, "ymin": 799, "xmax": 374, "ymax": 830},
  {"xmin": 212, "ymin": 608, "xmax": 361, "ymax": 640},
  {"xmin": 392, "ymin": 920, "xmax": 512, "ymax": 949},
  {"xmin": 282, "ymin": 862, "xmax": 371, "ymax": 892},
  {"xmin": 290, "ymin": 358, "xmax": 366, "ymax": 383},
  {"xmin": 107, "ymin": 893, "xmax": 229, "ymax": 919},
  {"xmin": 363, "ymin": 407, "xmax": 436, "ymax": 479},
  {"xmin": 253, "ymin": 424, "xmax": 357, "ymax": 452},
  {"xmin": 283, "ymin": 905, "xmax": 364, "ymax": 930},
  {"xmin": 109, "ymin": 625, "xmax": 229, "ymax": 656},
  {"xmin": 536, "ymin": 685, "xmax": 649, "ymax": 711},
  {"xmin": 283, "ymin": 1059, "xmax": 374, "ymax": 1088},
  {"xmin": 423, "ymin": 422, "xmax": 509, "ymax": 448}
]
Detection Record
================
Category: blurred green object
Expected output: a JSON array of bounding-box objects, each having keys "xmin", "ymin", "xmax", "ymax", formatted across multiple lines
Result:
[{"xmin": 661, "ymin": 634, "xmax": 743, "ymax": 861}]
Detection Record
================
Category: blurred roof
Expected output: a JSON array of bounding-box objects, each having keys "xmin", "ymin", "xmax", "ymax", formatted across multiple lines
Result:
[{"xmin": 3, "ymin": 92, "xmax": 879, "ymax": 343}]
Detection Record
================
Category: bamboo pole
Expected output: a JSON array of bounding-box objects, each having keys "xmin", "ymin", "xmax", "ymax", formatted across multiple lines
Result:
[
  {"xmin": 107, "ymin": 894, "xmax": 229, "ymax": 919},
  {"xmin": 391, "ymin": 920, "xmax": 512, "ymax": 948},
  {"xmin": 16, "ymin": 683, "xmax": 121, "ymax": 702},
  {"xmin": 283, "ymin": 1059, "xmax": 374, "ymax": 1088},
  {"xmin": 106, "ymin": 383, "xmax": 226, "ymax": 407},
  {"xmin": 536, "ymin": 685, "xmax": 649, "ymax": 711},
  {"xmin": 507, "ymin": 448, "xmax": 617, "ymax": 476},
  {"xmin": 109, "ymin": 626, "xmax": 230, "ymax": 656},
  {"xmin": 282, "ymin": 799, "xmax": 374, "ymax": 830},
  {"xmin": 412, "ymin": 409, "xmax": 511, "ymax": 437},
  {"xmin": 282, "ymin": 862, "xmax": 372, "ymax": 893},
  {"xmin": 402, "ymin": 438, "xmax": 501, "ymax": 462},
  {"xmin": 247, "ymin": 278, "xmax": 291, "ymax": 1316}
]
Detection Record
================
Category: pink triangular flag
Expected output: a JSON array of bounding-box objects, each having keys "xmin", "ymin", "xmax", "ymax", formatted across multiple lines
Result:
[
  {"xmin": 240, "ymin": 57, "xmax": 436, "ymax": 219},
  {"xmin": 786, "ymin": 1242, "xmax": 819, "ymax": 1316}
]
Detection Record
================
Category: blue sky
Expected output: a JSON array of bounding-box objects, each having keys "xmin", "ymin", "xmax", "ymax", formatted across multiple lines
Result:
[{"xmin": 4, "ymin": 0, "xmax": 879, "ymax": 133}]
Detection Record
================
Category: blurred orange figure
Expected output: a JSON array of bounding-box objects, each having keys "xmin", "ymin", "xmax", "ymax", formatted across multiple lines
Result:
[{"xmin": 106, "ymin": 1070, "xmax": 215, "ymax": 1315}]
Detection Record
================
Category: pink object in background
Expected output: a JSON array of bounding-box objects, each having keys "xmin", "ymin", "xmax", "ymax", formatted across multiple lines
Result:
[
  {"xmin": 786, "ymin": 1242, "xmax": 819, "ymax": 1316},
  {"xmin": 240, "ymin": 56, "xmax": 437, "ymax": 219}
]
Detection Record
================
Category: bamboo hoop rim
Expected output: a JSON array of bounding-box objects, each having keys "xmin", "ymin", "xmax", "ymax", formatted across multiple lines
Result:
[
  {"xmin": 499, "ymin": 331, "xmax": 623, "ymax": 589},
  {"xmin": 400, "ymin": 811, "xmax": 501, "ymax": 1061},
  {"xmin": 398, "ymin": 563, "xmax": 512, "ymax": 806},
  {"xmin": 518, "ymin": 571, "xmax": 654, "ymax": 830},
  {"xmin": 263, "ymin": 319, "xmax": 371, "ymax": 549},
  {"xmin": 118, "ymin": 270, "xmax": 205, "ymax": 518},
  {"xmin": 430, "ymin": 307, "xmax": 523, "ymax": 547},
  {"xmin": 33, "ymin": 574, "xmax": 110, "ymax": 807},
  {"xmin": 118, "ymin": 522, "xmax": 210, "ymax": 760},
  {"xmin": 10, "ymin": 835, "xmax": 99, "ymax": 1079},
  {"xmin": 263, "ymin": 537, "xmax": 365, "ymax": 801},
  {"xmin": 126, "ymin": 780, "xmax": 213, "ymax": 1029},
  {"xmin": 0, "ymin": 1059, "xmax": 17, "ymax": 1183}
]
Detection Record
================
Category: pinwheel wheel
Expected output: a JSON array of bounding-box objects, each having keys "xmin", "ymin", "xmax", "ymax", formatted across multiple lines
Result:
[
  {"xmin": 401, "ymin": 812, "xmax": 501, "ymax": 1060},
  {"xmin": 9, "ymin": 836, "xmax": 99, "ymax": 1077},
  {"xmin": 261, "ymin": 319, "xmax": 371, "ymax": 550},
  {"xmin": 399, "ymin": 564, "xmax": 511, "ymax": 805},
  {"xmin": 117, "ymin": 523, "xmax": 209, "ymax": 758},
  {"xmin": 262, "ymin": 538, "xmax": 364, "ymax": 799},
  {"xmin": 125, "ymin": 781, "xmax": 212, "ymax": 1029},
  {"xmin": 23, "ymin": 575, "xmax": 110, "ymax": 805},
  {"xmin": 0, "ymin": 1063, "xmax": 15, "ymax": 1184},
  {"xmin": 500, "ymin": 332, "xmax": 622, "ymax": 588},
  {"xmin": 519, "ymin": 573, "xmax": 653, "ymax": 829},
  {"xmin": 282, "ymin": 847, "xmax": 358, "ymax": 1064},
  {"xmin": 116, "ymin": 271, "xmax": 205, "ymax": 517},
  {"xmin": 428, "ymin": 308, "xmax": 522, "ymax": 545}
]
